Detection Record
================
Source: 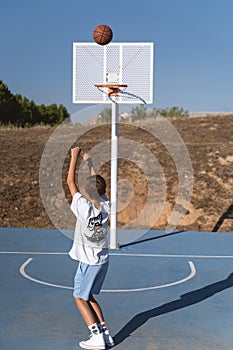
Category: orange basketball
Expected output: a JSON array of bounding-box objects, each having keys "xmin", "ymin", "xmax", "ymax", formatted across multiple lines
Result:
[{"xmin": 93, "ymin": 24, "xmax": 113, "ymax": 45}]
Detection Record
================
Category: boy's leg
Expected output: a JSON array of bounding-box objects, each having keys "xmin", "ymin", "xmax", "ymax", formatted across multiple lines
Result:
[
  {"xmin": 89, "ymin": 294, "xmax": 115, "ymax": 348},
  {"xmin": 74, "ymin": 296, "xmax": 99, "ymax": 326},
  {"xmin": 89, "ymin": 294, "xmax": 104, "ymax": 323},
  {"xmin": 74, "ymin": 296, "xmax": 106, "ymax": 349},
  {"xmin": 73, "ymin": 262, "xmax": 112, "ymax": 348}
]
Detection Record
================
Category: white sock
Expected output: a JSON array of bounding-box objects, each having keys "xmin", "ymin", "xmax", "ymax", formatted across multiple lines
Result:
[
  {"xmin": 99, "ymin": 321, "xmax": 107, "ymax": 332},
  {"xmin": 88, "ymin": 323, "xmax": 100, "ymax": 335}
]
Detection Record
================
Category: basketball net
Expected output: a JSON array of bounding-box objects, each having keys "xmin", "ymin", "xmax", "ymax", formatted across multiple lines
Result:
[{"xmin": 95, "ymin": 84, "xmax": 146, "ymax": 104}]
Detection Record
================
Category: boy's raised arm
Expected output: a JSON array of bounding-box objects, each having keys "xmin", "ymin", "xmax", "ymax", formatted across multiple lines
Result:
[
  {"xmin": 67, "ymin": 146, "xmax": 81, "ymax": 197},
  {"xmin": 83, "ymin": 153, "xmax": 96, "ymax": 175}
]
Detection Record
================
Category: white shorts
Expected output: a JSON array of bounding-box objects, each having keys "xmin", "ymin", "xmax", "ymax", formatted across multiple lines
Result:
[{"xmin": 73, "ymin": 261, "xmax": 109, "ymax": 301}]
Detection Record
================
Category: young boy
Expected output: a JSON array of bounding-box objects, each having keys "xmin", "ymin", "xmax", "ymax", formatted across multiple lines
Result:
[{"xmin": 67, "ymin": 146, "xmax": 114, "ymax": 350}]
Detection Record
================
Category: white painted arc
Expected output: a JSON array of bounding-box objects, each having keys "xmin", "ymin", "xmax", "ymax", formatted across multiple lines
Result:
[
  {"xmin": 19, "ymin": 258, "xmax": 196, "ymax": 293},
  {"xmin": 104, "ymin": 261, "xmax": 196, "ymax": 292},
  {"xmin": 20, "ymin": 258, "xmax": 73, "ymax": 290}
]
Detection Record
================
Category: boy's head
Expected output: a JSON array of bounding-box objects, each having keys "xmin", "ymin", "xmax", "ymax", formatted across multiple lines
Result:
[{"xmin": 84, "ymin": 175, "xmax": 106, "ymax": 201}]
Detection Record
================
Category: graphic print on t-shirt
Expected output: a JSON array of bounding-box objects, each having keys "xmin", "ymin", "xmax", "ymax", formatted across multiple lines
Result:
[{"xmin": 85, "ymin": 213, "xmax": 107, "ymax": 243}]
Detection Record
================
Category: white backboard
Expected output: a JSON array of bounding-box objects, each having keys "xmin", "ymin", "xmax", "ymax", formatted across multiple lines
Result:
[{"xmin": 73, "ymin": 42, "xmax": 154, "ymax": 104}]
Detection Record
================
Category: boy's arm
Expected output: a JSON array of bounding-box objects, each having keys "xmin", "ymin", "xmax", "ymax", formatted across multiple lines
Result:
[
  {"xmin": 83, "ymin": 153, "xmax": 96, "ymax": 175},
  {"xmin": 67, "ymin": 146, "xmax": 81, "ymax": 197}
]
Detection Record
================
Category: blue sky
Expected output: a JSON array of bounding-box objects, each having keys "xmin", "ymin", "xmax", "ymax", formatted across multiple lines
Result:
[{"xmin": 1, "ymin": 0, "xmax": 233, "ymax": 116}]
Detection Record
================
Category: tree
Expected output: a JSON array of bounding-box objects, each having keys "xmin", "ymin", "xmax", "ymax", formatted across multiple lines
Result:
[
  {"xmin": 129, "ymin": 105, "xmax": 147, "ymax": 121},
  {"xmin": 150, "ymin": 106, "xmax": 189, "ymax": 118},
  {"xmin": 97, "ymin": 108, "xmax": 111, "ymax": 124},
  {"xmin": 0, "ymin": 80, "xmax": 70, "ymax": 127},
  {"xmin": 0, "ymin": 81, "xmax": 20, "ymax": 125}
]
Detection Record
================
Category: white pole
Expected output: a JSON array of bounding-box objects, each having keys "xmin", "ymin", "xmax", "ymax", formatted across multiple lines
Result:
[{"xmin": 110, "ymin": 101, "xmax": 119, "ymax": 249}]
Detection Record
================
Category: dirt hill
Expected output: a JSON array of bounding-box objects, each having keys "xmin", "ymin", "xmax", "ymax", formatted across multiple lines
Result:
[{"xmin": 0, "ymin": 114, "xmax": 232, "ymax": 233}]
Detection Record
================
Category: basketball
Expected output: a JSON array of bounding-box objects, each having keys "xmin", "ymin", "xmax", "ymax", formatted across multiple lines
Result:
[{"xmin": 93, "ymin": 24, "xmax": 113, "ymax": 45}]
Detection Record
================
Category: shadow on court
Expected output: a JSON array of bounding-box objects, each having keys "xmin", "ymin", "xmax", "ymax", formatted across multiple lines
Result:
[
  {"xmin": 212, "ymin": 204, "xmax": 233, "ymax": 232},
  {"xmin": 119, "ymin": 230, "xmax": 185, "ymax": 248},
  {"xmin": 114, "ymin": 272, "xmax": 233, "ymax": 345}
]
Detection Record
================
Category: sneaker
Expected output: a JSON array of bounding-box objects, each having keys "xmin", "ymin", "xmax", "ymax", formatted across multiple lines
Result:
[
  {"xmin": 79, "ymin": 333, "xmax": 105, "ymax": 350},
  {"xmin": 103, "ymin": 330, "xmax": 114, "ymax": 348}
]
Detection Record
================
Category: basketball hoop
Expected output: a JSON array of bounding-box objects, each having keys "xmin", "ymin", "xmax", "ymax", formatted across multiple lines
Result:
[
  {"xmin": 94, "ymin": 83, "xmax": 146, "ymax": 104},
  {"xmin": 94, "ymin": 83, "xmax": 128, "ymax": 97}
]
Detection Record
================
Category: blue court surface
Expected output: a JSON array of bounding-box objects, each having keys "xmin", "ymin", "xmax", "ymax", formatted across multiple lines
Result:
[{"xmin": 0, "ymin": 227, "xmax": 233, "ymax": 350}]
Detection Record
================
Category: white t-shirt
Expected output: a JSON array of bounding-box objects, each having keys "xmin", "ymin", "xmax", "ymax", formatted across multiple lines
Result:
[{"xmin": 68, "ymin": 192, "xmax": 110, "ymax": 265}]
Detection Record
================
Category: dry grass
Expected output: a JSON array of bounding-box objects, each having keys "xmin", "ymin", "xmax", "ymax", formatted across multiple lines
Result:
[{"xmin": 0, "ymin": 114, "xmax": 232, "ymax": 232}]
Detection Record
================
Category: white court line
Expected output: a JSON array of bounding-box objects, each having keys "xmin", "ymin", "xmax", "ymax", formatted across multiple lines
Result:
[
  {"xmin": 1, "ymin": 251, "xmax": 233, "ymax": 258},
  {"xmin": 20, "ymin": 258, "xmax": 72, "ymax": 290},
  {"xmin": 111, "ymin": 253, "xmax": 233, "ymax": 259},
  {"xmin": 0, "ymin": 251, "xmax": 67, "ymax": 255},
  {"xmin": 19, "ymin": 258, "xmax": 196, "ymax": 293}
]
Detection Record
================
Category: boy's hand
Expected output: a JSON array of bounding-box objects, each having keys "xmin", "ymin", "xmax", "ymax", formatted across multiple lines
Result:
[
  {"xmin": 83, "ymin": 152, "xmax": 96, "ymax": 175},
  {"xmin": 71, "ymin": 146, "xmax": 81, "ymax": 158},
  {"xmin": 82, "ymin": 152, "xmax": 90, "ymax": 161}
]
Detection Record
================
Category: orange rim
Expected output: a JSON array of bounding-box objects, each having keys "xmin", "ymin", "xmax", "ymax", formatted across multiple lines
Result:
[{"xmin": 95, "ymin": 83, "xmax": 127, "ymax": 96}]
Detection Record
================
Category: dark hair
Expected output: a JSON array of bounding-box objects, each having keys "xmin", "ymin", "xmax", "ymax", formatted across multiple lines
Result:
[{"xmin": 85, "ymin": 175, "xmax": 106, "ymax": 200}]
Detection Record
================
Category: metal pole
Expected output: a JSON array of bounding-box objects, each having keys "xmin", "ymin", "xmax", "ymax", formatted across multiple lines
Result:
[{"xmin": 110, "ymin": 101, "xmax": 119, "ymax": 249}]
